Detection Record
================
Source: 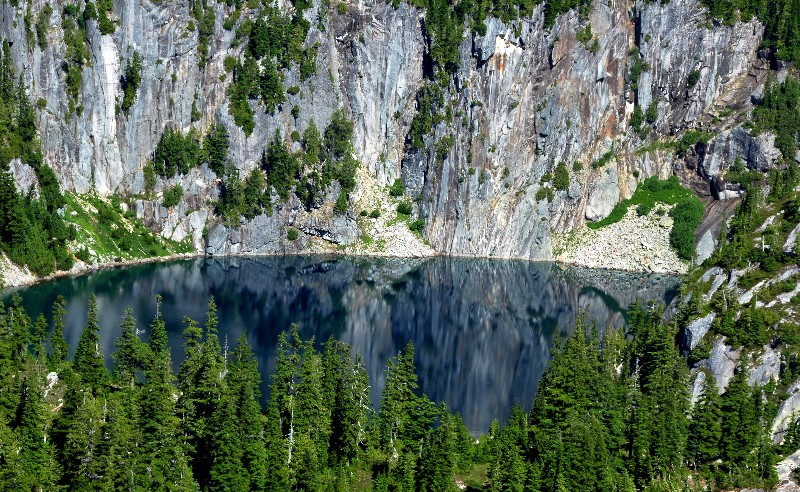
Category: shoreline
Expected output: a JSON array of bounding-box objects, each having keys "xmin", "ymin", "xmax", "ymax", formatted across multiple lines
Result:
[{"xmin": 2, "ymin": 246, "xmax": 685, "ymax": 291}]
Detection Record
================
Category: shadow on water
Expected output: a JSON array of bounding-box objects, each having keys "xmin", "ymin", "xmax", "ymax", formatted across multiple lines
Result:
[{"xmin": 4, "ymin": 255, "xmax": 680, "ymax": 434}]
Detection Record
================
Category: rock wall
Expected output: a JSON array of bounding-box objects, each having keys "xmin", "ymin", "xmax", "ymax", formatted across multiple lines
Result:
[{"xmin": 0, "ymin": 0, "xmax": 775, "ymax": 260}]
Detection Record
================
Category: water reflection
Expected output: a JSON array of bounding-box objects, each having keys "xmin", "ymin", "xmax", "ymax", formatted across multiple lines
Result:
[{"xmin": 4, "ymin": 256, "xmax": 679, "ymax": 434}]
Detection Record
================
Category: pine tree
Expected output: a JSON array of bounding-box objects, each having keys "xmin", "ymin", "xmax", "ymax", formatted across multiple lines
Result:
[
  {"xmin": 9, "ymin": 293, "xmax": 31, "ymax": 366},
  {"xmin": 204, "ymin": 120, "xmax": 229, "ymax": 176},
  {"xmin": 112, "ymin": 306, "xmax": 142, "ymax": 388},
  {"xmin": 48, "ymin": 295, "xmax": 69, "ymax": 370},
  {"xmin": 228, "ymin": 332, "xmax": 267, "ymax": 490},
  {"xmin": 63, "ymin": 390, "xmax": 105, "ymax": 490},
  {"xmin": 139, "ymin": 295, "xmax": 197, "ymax": 490},
  {"xmin": 325, "ymin": 339, "xmax": 370, "ymax": 465},
  {"xmin": 270, "ymin": 328, "xmax": 301, "ymax": 469},
  {"xmin": 100, "ymin": 391, "xmax": 141, "ymax": 491},
  {"xmin": 13, "ymin": 376, "xmax": 56, "ymax": 490},
  {"xmin": 207, "ymin": 389, "xmax": 247, "ymax": 492},
  {"xmin": 73, "ymin": 294, "xmax": 108, "ymax": 390},
  {"xmin": 302, "ymin": 119, "xmax": 322, "ymax": 168},
  {"xmin": 0, "ymin": 417, "xmax": 21, "ymax": 489},
  {"xmin": 379, "ymin": 342, "xmax": 436, "ymax": 458},
  {"xmin": 688, "ymin": 374, "xmax": 721, "ymax": 468},
  {"xmin": 263, "ymin": 404, "xmax": 290, "ymax": 490},
  {"xmin": 296, "ymin": 338, "xmax": 330, "ymax": 469},
  {"xmin": 189, "ymin": 297, "xmax": 226, "ymax": 489},
  {"xmin": 33, "ymin": 313, "xmax": 47, "ymax": 363}
]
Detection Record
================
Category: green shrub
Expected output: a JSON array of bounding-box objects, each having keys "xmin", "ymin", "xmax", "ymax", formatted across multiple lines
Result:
[
  {"xmin": 669, "ymin": 198, "xmax": 704, "ymax": 260},
  {"xmin": 573, "ymin": 161, "xmax": 583, "ymax": 172},
  {"xmin": 287, "ymin": 227, "xmax": 299, "ymax": 241},
  {"xmin": 687, "ymin": 69, "xmax": 701, "ymax": 89},
  {"xmin": 674, "ymin": 130, "xmax": 711, "ymax": 158},
  {"xmin": 409, "ymin": 219, "xmax": 424, "ymax": 234},
  {"xmin": 553, "ymin": 163, "xmax": 570, "ymax": 191},
  {"xmin": 163, "ymin": 184, "xmax": 183, "ymax": 208},
  {"xmin": 224, "ymin": 55, "xmax": 238, "ymax": 72},
  {"xmin": 397, "ymin": 200, "xmax": 412, "ymax": 216},
  {"xmin": 153, "ymin": 128, "xmax": 201, "ymax": 177},
  {"xmin": 645, "ymin": 101, "xmax": 659, "ymax": 124},
  {"xmin": 369, "ymin": 209, "xmax": 380, "ymax": 219},
  {"xmin": 536, "ymin": 187, "xmax": 549, "ymax": 202},
  {"xmin": 576, "ymin": 23, "xmax": 592, "ymax": 45},
  {"xmin": 334, "ymin": 190, "xmax": 349, "ymax": 213},
  {"xmin": 589, "ymin": 176, "xmax": 698, "ymax": 229},
  {"xmin": 287, "ymin": 85, "xmax": 301, "ymax": 96},
  {"xmin": 143, "ymin": 163, "xmax": 157, "ymax": 192},
  {"xmin": 628, "ymin": 48, "xmax": 650, "ymax": 91},
  {"xmin": 592, "ymin": 151, "xmax": 614, "ymax": 169},
  {"xmin": 631, "ymin": 105, "xmax": 644, "ymax": 130},
  {"xmin": 389, "ymin": 178, "xmax": 405, "ymax": 197},
  {"xmin": 120, "ymin": 51, "xmax": 142, "ymax": 113}
]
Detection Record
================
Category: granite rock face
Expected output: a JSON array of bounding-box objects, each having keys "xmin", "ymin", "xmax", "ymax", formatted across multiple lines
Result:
[
  {"xmin": 683, "ymin": 312, "xmax": 715, "ymax": 351},
  {"xmin": 0, "ymin": 0, "xmax": 774, "ymax": 259}
]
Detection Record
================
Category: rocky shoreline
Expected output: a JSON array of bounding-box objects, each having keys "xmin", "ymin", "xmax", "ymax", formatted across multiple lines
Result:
[
  {"xmin": 1, "ymin": 219, "xmax": 691, "ymax": 292},
  {"xmin": 2, "ymin": 204, "xmax": 692, "ymax": 289}
]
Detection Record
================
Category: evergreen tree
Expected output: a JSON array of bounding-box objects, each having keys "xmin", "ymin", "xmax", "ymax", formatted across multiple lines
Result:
[
  {"xmin": 302, "ymin": 119, "xmax": 322, "ymax": 168},
  {"xmin": 99, "ymin": 391, "xmax": 141, "ymax": 491},
  {"xmin": 207, "ymin": 390, "xmax": 247, "ymax": 492},
  {"xmin": 63, "ymin": 390, "xmax": 105, "ymax": 489},
  {"xmin": 139, "ymin": 295, "xmax": 197, "ymax": 490},
  {"xmin": 73, "ymin": 295, "xmax": 108, "ymax": 390},
  {"xmin": 204, "ymin": 120, "xmax": 230, "ymax": 176},
  {"xmin": 379, "ymin": 342, "xmax": 436, "ymax": 456},
  {"xmin": 263, "ymin": 404, "xmax": 290, "ymax": 490},
  {"xmin": 688, "ymin": 374, "xmax": 722, "ymax": 468},
  {"xmin": 33, "ymin": 313, "xmax": 47, "ymax": 363},
  {"xmin": 324, "ymin": 338, "xmax": 370, "ymax": 465},
  {"xmin": 112, "ymin": 306, "xmax": 142, "ymax": 388},
  {"xmin": 48, "ymin": 295, "xmax": 70, "ymax": 370},
  {"xmin": 228, "ymin": 332, "xmax": 267, "ymax": 490},
  {"xmin": 13, "ymin": 376, "xmax": 56, "ymax": 490}
]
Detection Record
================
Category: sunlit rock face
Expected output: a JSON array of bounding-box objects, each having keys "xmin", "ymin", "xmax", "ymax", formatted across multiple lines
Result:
[
  {"xmin": 6, "ymin": 256, "xmax": 679, "ymax": 433},
  {"xmin": 2, "ymin": 0, "xmax": 768, "ymax": 258}
]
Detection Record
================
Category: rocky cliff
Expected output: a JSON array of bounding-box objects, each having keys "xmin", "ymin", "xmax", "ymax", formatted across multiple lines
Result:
[{"xmin": 0, "ymin": 0, "xmax": 786, "ymax": 263}]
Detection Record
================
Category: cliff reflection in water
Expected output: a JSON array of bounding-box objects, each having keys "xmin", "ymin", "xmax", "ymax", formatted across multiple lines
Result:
[{"xmin": 5, "ymin": 256, "xmax": 679, "ymax": 434}]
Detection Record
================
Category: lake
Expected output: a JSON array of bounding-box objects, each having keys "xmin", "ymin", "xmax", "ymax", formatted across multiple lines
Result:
[{"xmin": 3, "ymin": 256, "xmax": 680, "ymax": 434}]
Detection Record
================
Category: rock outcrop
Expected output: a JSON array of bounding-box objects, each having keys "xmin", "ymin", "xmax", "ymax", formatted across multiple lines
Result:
[
  {"xmin": 0, "ymin": 0, "xmax": 780, "ymax": 265},
  {"xmin": 683, "ymin": 312, "xmax": 715, "ymax": 351}
]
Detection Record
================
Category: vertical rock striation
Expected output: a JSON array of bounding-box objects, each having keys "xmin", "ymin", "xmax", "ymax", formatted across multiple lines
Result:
[{"xmin": 0, "ymin": 0, "xmax": 776, "ymax": 260}]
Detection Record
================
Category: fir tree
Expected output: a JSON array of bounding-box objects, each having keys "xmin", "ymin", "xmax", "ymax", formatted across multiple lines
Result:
[
  {"xmin": 688, "ymin": 374, "xmax": 722, "ymax": 468},
  {"xmin": 207, "ymin": 390, "xmax": 247, "ymax": 492},
  {"xmin": 139, "ymin": 295, "xmax": 197, "ymax": 490},
  {"xmin": 13, "ymin": 376, "xmax": 56, "ymax": 490},
  {"xmin": 228, "ymin": 332, "xmax": 267, "ymax": 490},
  {"xmin": 112, "ymin": 306, "xmax": 142, "ymax": 388},
  {"xmin": 73, "ymin": 295, "xmax": 108, "ymax": 390},
  {"xmin": 48, "ymin": 295, "xmax": 70, "ymax": 370}
]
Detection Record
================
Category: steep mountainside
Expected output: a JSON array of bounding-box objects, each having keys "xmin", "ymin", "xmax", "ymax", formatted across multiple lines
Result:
[{"xmin": 0, "ymin": 0, "xmax": 790, "ymax": 271}]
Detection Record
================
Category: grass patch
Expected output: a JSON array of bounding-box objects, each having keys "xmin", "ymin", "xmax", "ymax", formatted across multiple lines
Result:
[
  {"xmin": 64, "ymin": 193, "xmax": 193, "ymax": 263},
  {"xmin": 587, "ymin": 176, "xmax": 703, "ymax": 260},
  {"xmin": 588, "ymin": 176, "xmax": 694, "ymax": 229}
]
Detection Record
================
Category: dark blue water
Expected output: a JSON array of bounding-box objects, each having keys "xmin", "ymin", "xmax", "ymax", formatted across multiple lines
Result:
[{"xmin": 3, "ymin": 256, "xmax": 679, "ymax": 434}]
